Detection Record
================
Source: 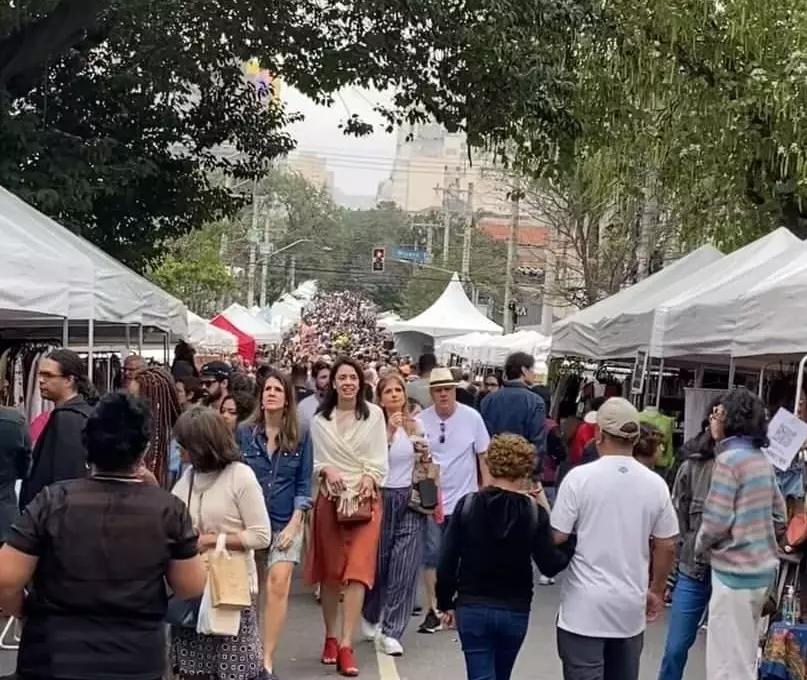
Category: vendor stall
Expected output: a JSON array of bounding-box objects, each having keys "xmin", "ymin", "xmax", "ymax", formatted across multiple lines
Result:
[{"xmin": 211, "ymin": 303, "xmax": 281, "ymax": 362}]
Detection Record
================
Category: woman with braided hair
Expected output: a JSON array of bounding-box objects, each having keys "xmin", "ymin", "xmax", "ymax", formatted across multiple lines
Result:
[{"xmin": 129, "ymin": 367, "xmax": 180, "ymax": 487}]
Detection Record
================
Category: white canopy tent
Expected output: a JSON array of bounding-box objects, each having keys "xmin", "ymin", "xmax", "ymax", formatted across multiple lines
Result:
[
  {"xmin": 376, "ymin": 311, "xmax": 402, "ymax": 329},
  {"xmin": 187, "ymin": 312, "xmax": 238, "ymax": 354},
  {"xmin": 551, "ymin": 245, "xmax": 723, "ymax": 359},
  {"xmin": 438, "ymin": 330, "xmax": 551, "ymax": 369},
  {"xmin": 216, "ymin": 303, "xmax": 282, "ymax": 345},
  {"xmin": 389, "ymin": 274, "xmax": 502, "ymax": 359},
  {"xmin": 597, "ymin": 229, "xmax": 804, "ymax": 360},
  {"xmin": 733, "ymin": 245, "xmax": 807, "ymax": 358},
  {"xmin": 0, "ymin": 187, "xmax": 187, "ymax": 337},
  {"xmin": 437, "ymin": 332, "xmax": 494, "ymax": 363}
]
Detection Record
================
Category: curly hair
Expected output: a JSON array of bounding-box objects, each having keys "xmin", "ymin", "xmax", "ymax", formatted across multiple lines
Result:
[
  {"xmin": 719, "ymin": 388, "xmax": 768, "ymax": 449},
  {"xmin": 633, "ymin": 423, "xmax": 662, "ymax": 464},
  {"xmin": 486, "ymin": 434, "xmax": 535, "ymax": 481},
  {"xmin": 84, "ymin": 392, "xmax": 150, "ymax": 472}
]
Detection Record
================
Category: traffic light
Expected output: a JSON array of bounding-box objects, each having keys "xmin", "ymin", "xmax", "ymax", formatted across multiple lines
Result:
[{"xmin": 372, "ymin": 247, "xmax": 386, "ymax": 272}]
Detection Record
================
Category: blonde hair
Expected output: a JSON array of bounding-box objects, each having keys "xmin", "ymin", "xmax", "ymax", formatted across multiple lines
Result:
[{"xmin": 376, "ymin": 372, "xmax": 418, "ymax": 436}]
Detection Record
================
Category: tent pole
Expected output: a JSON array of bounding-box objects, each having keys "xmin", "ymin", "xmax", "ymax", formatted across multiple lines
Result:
[
  {"xmin": 794, "ymin": 354, "xmax": 807, "ymax": 413},
  {"xmin": 758, "ymin": 365, "xmax": 766, "ymax": 399},
  {"xmin": 62, "ymin": 317, "xmax": 69, "ymax": 348},
  {"xmin": 164, "ymin": 332, "xmax": 169, "ymax": 365},
  {"xmin": 138, "ymin": 325, "xmax": 144, "ymax": 354},
  {"xmin": 88, "ymin": 319, "xmax": 95, "ymax": 383},
  {"xmin": 728, "ymin": 357, "xmax": 736, "ymax": 388},
  {"xmin": 125, "ymin": 325, "xmax": 130, "ymax": 350},
  {"xmin": 655, "ymin": 358, "xmax": 665, "ymax": 408}
]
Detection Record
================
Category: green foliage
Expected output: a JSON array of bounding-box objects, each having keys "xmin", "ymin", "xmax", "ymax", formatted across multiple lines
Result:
[
  {"xmin": 0, "ymin": 0, "xmax": 586, "ymax": 270},
  {"xmin": 147, "ymin": 221, "xmax": 235, "ymax": 316}
]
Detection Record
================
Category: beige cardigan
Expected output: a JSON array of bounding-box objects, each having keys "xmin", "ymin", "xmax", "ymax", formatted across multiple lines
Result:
[{"xmin": 172, "ymin": 461, "xmax": 271, "ymax": 550}]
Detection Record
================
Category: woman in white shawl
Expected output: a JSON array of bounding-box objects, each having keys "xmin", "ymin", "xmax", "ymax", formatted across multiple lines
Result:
[{"xmin": 305, "ymin": 356, "xmax": 388, "ymax": 677}]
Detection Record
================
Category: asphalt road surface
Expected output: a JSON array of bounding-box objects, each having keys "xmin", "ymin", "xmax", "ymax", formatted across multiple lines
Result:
[{"xmin": 0, "ymin": 576, "xmax": 707, "ymax": 680}]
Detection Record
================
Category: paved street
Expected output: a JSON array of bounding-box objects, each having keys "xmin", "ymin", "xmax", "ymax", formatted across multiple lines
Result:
[{"xmin": 0, "ymin": 576, "xmax": 706, "ymax": 680}]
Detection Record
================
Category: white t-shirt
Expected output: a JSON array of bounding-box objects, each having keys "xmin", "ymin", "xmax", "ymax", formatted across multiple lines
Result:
[
  {"xmin": 296, "ymin": 393, "xmax": 320, "ymax": 438},
  {"xmin": 386, "ymin": 426, "xmax": 417, "ymax": 489},
  {"xmin": 421, "ymin": 404, "xmax": 490, "ymax": 515},
  {"xmin": 551, "ymin": 456, "xmax": 679, "ymax": 638}
]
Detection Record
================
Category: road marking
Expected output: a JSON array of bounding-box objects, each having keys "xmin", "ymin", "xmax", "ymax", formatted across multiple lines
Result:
[{"xmin": 376, "ymin": 646, "xmax": 401, "ymax": 680}]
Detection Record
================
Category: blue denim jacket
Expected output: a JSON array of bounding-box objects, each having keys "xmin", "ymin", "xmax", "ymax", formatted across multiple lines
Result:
[{"xmin": 237, "ymin": 423, "xmax": 313, "ymax": 531}]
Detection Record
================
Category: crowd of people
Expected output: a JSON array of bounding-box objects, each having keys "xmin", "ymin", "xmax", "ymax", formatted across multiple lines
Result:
[{"xmin": 0, "ymin": 290, "xmax": 795, "ymax": 680}]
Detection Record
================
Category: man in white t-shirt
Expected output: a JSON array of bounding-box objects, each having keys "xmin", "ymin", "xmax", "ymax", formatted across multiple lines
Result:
[
  {"xmin": 551, "ymin": 398, "xmax": 678, "ymax": 680},
  {"xmin": 417, "ymin": 367, "xmax": 491, "ymax": 633}
]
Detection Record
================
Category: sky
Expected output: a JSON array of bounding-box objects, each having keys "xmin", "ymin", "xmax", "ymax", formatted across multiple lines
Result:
[{"xmin": 281, "ymin": 86, "xmax": 398, "ymax": 198}]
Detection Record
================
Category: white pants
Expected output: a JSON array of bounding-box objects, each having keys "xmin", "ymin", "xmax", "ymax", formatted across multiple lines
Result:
[{"xmin": 706, "ymin": 573, "xmax": 767, "ymax": 680}]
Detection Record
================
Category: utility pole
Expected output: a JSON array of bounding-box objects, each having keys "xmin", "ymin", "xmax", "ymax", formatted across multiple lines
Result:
[
  {"xmin": 441, "ymin": 197, "xmax": 451, "ymax": 267},
  {"xmin": 461, "ymin": 181, "xmax": 474, "ymax": 280},
  {"xmin": 246, "ymin": 178, "xmax": 260, "ymax": 308},
  {"xmin": 289, "ymin": 255, "xmax": 297, "ymax": 290},
  {"xmin": 503, "ymin": 177, "xmax": 520, "ymax": 333},
  {"xmin": 259, "ymin": 206, "xmax": 272, "ymax": 308}
]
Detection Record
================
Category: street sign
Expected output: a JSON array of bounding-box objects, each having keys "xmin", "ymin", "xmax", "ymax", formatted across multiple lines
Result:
[
  {"xmin": 372, "ymin": 247, "xmax": 386, "ymax": 272},
  {"xmin": 393, "ymin": 246, "xmax": 428, "ymax": 265}
]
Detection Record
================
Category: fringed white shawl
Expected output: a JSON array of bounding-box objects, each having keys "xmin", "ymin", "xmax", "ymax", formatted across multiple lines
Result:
[{"xmin": 311, "ymin": 402, "xmax": 388, "ymax": 516}]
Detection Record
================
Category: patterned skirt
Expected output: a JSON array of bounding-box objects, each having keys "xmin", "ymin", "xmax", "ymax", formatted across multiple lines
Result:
[{"xmin": 171, "ymin": 601, "xmax": 263, "ymax": 680}]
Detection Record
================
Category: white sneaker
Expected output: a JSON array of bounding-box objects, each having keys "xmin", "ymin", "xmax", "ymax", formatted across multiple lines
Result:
[
  {"xmin": 360, "ymin": 618, "xmax": 381, "ymax": 641},
  {"xmin": 379, "ymin": 635, "xmax": 404, "ymax": 656},
  {"xmin": 538, "ymin": 575, "xmax": 555, "ymax": 586}
]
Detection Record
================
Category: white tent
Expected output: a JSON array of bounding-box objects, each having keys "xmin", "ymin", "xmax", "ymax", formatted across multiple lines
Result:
[
  {"xmin": 376, "ymin": 311, "xmax": 402, "ymax": 329},
  {"xmin": 389, "ymin": 274, "xmax": 503, "ymax": 337},
  {"xmin": 437, "ymin": 332, "xmax": 494, "ymax": 363},
  {"xmin": 0, "ymin": 187, "xmax": 187, "ymax": 336},
  {"xmin": 733, "ymin": 245, "xmax": 807, "ymax": 358},
  {"xmin": 597, "ymin": 229, "xmax": 804, "ymax": 359},
  {"xmin": 480, "ymin": 330, "xmax": 552, "ymax": 367},
  {"xmin": 187, "ymin": 312, "xmax": 238, "ymax": 354},
  {"xmin": 643, "ymin": 228, "xmax": 807, "ymax": 359},
  {"xmin": 551, "ymin": 245, "xmax": 723, "ymax": 359},
  {"xmin": 216, "ymin": 303, "xmax": 282, "ymax": 344}
]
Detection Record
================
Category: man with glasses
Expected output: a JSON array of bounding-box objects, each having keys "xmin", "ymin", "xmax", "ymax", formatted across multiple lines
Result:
[
  {"xmin": 19, "ymin": 350, "xmax": 94, "ymax": 509},
  {"xmin": 122, "ymin": 354, "xmax": 146, "ymax": 391},
  {"xmin": 418, "ymin": 367, "xmax": 491, "ymax": 633},
  {"xmin": 199, "ymin": 361, "xmax": 231, "ymax": 411}
]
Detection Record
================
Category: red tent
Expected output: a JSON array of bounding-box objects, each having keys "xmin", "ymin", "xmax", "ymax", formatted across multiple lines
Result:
[{"xmin": 210, "ymin": 314, "xmax": 256, "ymax": 363}]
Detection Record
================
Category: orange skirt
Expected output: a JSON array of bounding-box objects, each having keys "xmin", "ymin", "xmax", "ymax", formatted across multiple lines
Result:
[{"xmin": 304, "ymin": 493, "xmax": 383, "ymax": 589}]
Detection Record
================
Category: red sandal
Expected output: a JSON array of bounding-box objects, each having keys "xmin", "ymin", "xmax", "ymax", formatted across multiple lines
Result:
[
  {"xmin": 321, "ymin": 637, "xmax": 338, "ymax": 665},
  {"xmin": 337, "ymin": 646, "xmax": 359, "ymax": 677}
]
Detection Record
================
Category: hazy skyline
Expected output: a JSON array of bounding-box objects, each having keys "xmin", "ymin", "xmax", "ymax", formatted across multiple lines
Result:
[{"xmin": 282, "ymin": 87, "xmax": 397, "ymax": 198}]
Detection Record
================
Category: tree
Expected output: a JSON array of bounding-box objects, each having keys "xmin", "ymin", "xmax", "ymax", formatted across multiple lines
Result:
[
  {"xmin": 147, "ymin": 221, "xmax": 235, "ymax": 316},
  {"xmin": 0, "ymin": 0, "xmax": 586, "ymax": 270}
]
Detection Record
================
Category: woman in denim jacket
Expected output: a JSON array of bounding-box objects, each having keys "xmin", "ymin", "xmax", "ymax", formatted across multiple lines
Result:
[{"xmin": 237, "ymin": 368, "xmax": 313, "ymax": 680}]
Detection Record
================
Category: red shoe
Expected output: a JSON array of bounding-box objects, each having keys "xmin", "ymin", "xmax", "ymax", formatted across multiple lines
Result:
[
  {"xmin": 321, "ymin": 637, "xmax": 338, "ymax": 665},
  {"xmin": 337, "ymin": 646, "xmax": 359, "ymax": 677}
]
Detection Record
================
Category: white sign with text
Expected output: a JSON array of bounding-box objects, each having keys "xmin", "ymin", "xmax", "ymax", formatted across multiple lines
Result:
[{"xmin": 763, "ymin": 408, "xmax": 807, "ymax": 471}]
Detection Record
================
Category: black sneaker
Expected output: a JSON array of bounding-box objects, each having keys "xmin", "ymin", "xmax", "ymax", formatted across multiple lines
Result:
[{"xmin": 417, "ymin": 608, "xmax": 443, "ymax": 634}]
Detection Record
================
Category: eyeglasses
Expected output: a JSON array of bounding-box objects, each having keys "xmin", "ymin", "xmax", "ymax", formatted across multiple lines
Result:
[
  {"xmin": 38, "ymin": 371, "xmax": 65, "ymax": 380},
  {"xmin": 439, "ymin": 421, "xmax": 446, "ymax": 444},
  {"xmin": 200, "ymin": 378, "xmax": 219, "ymax": 387}
]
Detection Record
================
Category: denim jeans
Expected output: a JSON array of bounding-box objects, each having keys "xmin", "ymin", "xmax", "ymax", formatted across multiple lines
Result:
[
  {"xmin": 657, "ymin": 572, "xmax": 711, "ymax": 680},
  {"xmin": 456, "ymin": 604, "xmax": 529, "ymax": 680}
]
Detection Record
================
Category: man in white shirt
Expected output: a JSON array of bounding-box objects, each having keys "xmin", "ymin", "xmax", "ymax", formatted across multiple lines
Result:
[
  {"xmin": 296, "ymin": 359, "xmax": 331, "ymax": 438},
  {"xmin": 551, "ymin": 398, "xmax": 678, "ymax": 680},
  {"xmin": 417, "ymin": 367, "xmax": 491, "ymax": 633}
]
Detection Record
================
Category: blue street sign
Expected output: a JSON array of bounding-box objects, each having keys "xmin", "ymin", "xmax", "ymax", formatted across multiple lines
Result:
[{"xmin": 393, "ymin": 246, "xmax": 428, "ymax": 264}]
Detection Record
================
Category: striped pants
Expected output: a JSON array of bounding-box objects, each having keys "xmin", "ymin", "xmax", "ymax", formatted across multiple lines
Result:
[{"xmin": 362, "ymin": 486, "xmax": 427, "ymax": 641}]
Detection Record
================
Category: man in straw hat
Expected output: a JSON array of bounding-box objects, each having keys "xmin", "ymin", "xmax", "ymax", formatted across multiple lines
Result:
[
  {"xmin": 551, "ymin": 398, "xmax": 678, "ymax": 680},
  {"xmin": 417, "ymin": 367, "xmax": 491, "ymax": 634}
]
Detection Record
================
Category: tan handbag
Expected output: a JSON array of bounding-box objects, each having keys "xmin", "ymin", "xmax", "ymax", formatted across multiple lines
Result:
[{"xmin": 208, "ymin": 534, "xmax": 251, "ymax": 609}]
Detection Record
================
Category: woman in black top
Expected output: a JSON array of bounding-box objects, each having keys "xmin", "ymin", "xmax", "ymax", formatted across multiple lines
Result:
[
  {"xmin": 0, "ymin": 392, "xmax": 206, "ymax": 680},
  {"xmin": 437, "ymin": 433, "xmax": 575, "ymax": 680}
]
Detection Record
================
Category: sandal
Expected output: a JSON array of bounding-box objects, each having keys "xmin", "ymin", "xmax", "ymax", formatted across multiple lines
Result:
[
  {"xmin": 337, "ymin": 646, "xmax": 359, "ymax": 677},
  {"xmin": 321, "ymin": 636, "xmax": 339, "ymax": 665}
]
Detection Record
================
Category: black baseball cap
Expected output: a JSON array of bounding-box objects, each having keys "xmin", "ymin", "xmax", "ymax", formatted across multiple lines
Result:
[{"xmin": 200, "ymin": 361, "xmax": 231, "ymax": 381}]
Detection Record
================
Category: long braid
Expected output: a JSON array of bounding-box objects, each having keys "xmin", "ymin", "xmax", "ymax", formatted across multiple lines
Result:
[{"xmin": 136, "ymin": 368, "xmax": 180, "ymax": 487}]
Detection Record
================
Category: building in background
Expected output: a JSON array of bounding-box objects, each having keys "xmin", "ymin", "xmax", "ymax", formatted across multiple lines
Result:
[{"xmin": 282, "ymin": 152, "xmax": 335, "ymax": 195}]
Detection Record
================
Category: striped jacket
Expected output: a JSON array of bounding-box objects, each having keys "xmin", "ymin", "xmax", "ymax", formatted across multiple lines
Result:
[{"xmin": 695, "ymin": 436, "xmax": 786, "ymax": 588}]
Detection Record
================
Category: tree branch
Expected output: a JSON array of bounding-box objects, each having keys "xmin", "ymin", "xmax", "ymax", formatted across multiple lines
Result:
[{"xmin": 0, "ymin": 0, "xmax": 110, "ymax": 98}]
